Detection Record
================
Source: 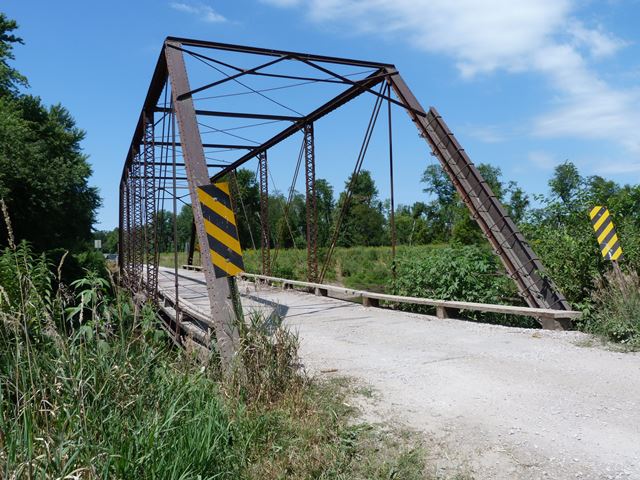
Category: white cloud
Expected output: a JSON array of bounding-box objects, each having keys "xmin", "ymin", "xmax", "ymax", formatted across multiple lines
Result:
[
  {"xmin": 568, "ymin": 21, "xmax": 628, "ymax": 58},
  {"xmin": 264, "ymin": 0, "xmax": 640, "ymax": 167},
  {"xmin": 466, "ymin": 125, "xmax": 507, "ymax": 144},
  {"xmin": 170, "ymin": 2, "xmax": 227, "ymax": 23},
  {"xmin": 528, "ymin": 151, "xmax": 558, "ymax": 170}
]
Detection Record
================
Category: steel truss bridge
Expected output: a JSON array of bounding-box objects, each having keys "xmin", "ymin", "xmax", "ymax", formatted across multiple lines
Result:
[{"xmin": 119, "ymin": 37, "xmax": 578, "ymax": 368}]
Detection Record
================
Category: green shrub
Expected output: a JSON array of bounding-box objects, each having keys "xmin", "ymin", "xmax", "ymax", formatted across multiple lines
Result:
[{"xmin": 391, "ymin": 245, "xmax": 534, "ymax": 326}]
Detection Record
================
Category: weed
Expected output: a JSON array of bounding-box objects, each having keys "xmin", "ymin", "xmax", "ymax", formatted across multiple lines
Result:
[
  {"xmin": 587, "ymin": 268, "xmax": 640, "ymax": 349},
  {"xmin": 0, "ymin": 239, "xmax": 429, "ymax": 478}
]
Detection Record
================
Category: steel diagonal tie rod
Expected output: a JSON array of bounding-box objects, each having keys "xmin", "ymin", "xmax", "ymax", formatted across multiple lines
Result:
[
  {"xmin": 296, "ymin": 58, "xmax": 426, "ymax": 118},
  {"xmin": 210, "ymin": 70, "xmax": 388, "ymax": 182},
  {"xmin": 175, "ymin": 52, "xmax": 292, "ymax": 100}
]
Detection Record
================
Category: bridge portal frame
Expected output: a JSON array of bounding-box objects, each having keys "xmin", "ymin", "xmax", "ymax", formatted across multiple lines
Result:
[{"xmin": 119, "ymin": 37, "xmax": 574, "ymax": 369}]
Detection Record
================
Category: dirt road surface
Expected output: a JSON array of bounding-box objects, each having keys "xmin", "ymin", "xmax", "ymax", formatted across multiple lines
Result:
[{"xmin": 240, "ymin": 281, "xmax": 640, "ymax": 480}]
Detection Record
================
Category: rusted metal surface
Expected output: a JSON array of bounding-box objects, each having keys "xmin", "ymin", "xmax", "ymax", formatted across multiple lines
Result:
[
  {"xmin": 303, "ymin": 123, "xmax": 318, "ymax": 282},
  {"xmin": 165, "ymin": 41, "xmax": 240, "ymax": 367},
  {"xmin": 388, "ymin": 72, "xmax": 570, "ymax": 312},
  {"xmin": 119, "ymin": 36, "xmax": 575, "ymax": 359},
  {"xmin": 258, "ymin": 151, "xmax": 271, "ymax": 276},
  {"xmin": 142, "ymin": 111, "xmax": 158, "ymax": 300}
]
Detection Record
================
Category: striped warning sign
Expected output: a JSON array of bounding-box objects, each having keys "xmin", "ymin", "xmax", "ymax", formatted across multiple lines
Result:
[
  {"xmin": 197, "ymin": 182, "xmax": 245, "ymax": 278},
  {"xmin": 589, "ymin": 206, "xmax": 623, "ymax": 261}
]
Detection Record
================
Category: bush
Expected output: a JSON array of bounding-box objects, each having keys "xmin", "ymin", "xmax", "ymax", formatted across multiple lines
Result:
[{"xmin": 391, "ymin": 245, "xmax": 534, "ymax": 326}]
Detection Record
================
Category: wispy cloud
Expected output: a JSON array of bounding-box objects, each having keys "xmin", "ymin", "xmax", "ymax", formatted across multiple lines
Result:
[
  {"xmin": 528, "ymin": 151, "xmax": 558, "ymax": 170},
  {"xmin": 465, "ymin": 125, "xmax": 507, "ymax": 144},
  {"xmin": 170, "ymin": 2, "xmax": 227, "ymax": 23},
  {"xmin": 263, "ymin": 0, "xmax": 640, "ymax": 170}
]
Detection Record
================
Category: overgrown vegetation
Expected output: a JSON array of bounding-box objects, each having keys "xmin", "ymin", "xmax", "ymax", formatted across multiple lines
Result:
[
  {"xmin": 586, "ymin": 269, "xmax": 640, "ymax": 348},
  {"xmin": 0, "ymin": 237, "xmax": 427, "ymax": 478}
]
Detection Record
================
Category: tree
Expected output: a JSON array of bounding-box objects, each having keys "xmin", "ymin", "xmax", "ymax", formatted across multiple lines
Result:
[
  {"xmin": 335, "ymin": 170, "xmax": 385, "ymax": 247},
  {"xmin": 421, "ymin": 164, "xmax": 456, "ymax": 240},
  {"xmin": 0, "ymin": 15, "xmax": 100, "ymax": 252},
  {"xmin": 421, "ymin": 163, "xmax": 528, "ymax": 244},
  {"xmin": 0, "ymin": 14, "xmax": 28, "ymax": 97},
  {"xmin": 231, "ymin": 169, "xmax": 260, "ymax": 250},
  {"xmin": 174, "ymin": 205, "xmax": 192, "ymax": 251},
  {"xmin": 549, "ymin": 161, "xmax": 582, "ymax": 204},
  {"xmin": 315, "ymin": 178, "xmax": 334, "ymax": 247}
]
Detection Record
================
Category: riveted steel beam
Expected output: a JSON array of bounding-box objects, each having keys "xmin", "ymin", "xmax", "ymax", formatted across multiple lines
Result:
[{"xmin": 165, "ymin": 40, "xmax": 240, "ymax": 367}]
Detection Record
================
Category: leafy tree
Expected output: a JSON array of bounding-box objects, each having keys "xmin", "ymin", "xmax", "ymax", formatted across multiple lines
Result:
[
  {"xmin": 94, "ymin": 228, "xmax": 119, "ymax": 253},
  {"xmin": 549, "ymin": 161, "xmax": 582, "ymax": 204},
  {"xmin": 421, "ymin": 164, "xmax": 456, "ymax": 240},
  {"xmin": 174, "ymin": 205, "xmax": 192, "ymax": 251},
  {"xmin": 420, "ymin": 163, "xmax": 529, "ymax": 244},
  {"xmin": 335, "ymin": 170, "xmax": 386, "ymax": 247},
  {"xmin": 315, "ymin": 178, "xmax": 334, "ymax": 247},
  {"xmin": 0, "ymin": 14, "xmax": 100, "ymax": 252},
  {"xmin": 231, "ymin": 169, "xmax": 260, "ymax": 250},
  {"xmin": 0, "ymin": 13, "xmax": 27, "ymax": 97}
]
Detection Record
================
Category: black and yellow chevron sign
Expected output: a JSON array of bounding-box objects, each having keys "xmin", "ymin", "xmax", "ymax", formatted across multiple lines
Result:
[
  {"xmin": 589, "ymin": 206, "xmax": 623, "ymax": 261},
  {"xmin": 197, "ymin": 182, "xmax": 244, "ymax": 278}
]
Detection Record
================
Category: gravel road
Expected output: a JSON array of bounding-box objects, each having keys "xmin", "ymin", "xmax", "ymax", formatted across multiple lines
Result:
[{"xmin": 240, "ymin": 281, "xmax": 640, "ymax": 480}]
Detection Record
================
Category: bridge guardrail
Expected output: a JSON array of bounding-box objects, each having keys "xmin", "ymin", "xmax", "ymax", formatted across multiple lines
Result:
[{"xmin": 181, "ymin": 265, "xmax": 581, "ymax": 330}]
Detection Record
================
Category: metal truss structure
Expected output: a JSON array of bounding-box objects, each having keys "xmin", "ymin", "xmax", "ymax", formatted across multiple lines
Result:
[{"xmin": 119, "ymin": 37, "xmax": 574, "ymax": 367}]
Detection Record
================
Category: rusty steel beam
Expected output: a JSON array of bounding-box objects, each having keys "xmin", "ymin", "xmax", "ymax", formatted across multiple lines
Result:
[
  {"xmin": 143, "ymin": 111, "xmax": 158, "ymax": 301},
  {"xmin": 153, "ymin": 142, "xmax": 255, "ymax": 149},
  {"xmin": 154, "ymin": 107, "xmax": 300, "ymax": 122},
  {"xmin": 166, "ymin": 36, "xmax": 394, "ymax": 69},
  {"xmin": 210, "ymin": 70, "xmax": 387, "ymax": 182},
  {"xmin": 177, "ymin": 54, "xmax": 291, "ymax": 100},
  {"xmin": 258, "ymin": 151, "xmax": 271, "ymax": 276},
  {"xmin": 130, "ymin": 152, "xmax": 145, "ymax": 293},
  {"xmin": 165, "ymin": 40, "xmax": 240, "ymax": 367},
  {"xmin": 303, "ymin": 123, "xmax": 318, "ymax": 283},
  {"xmin": 387, "ymin": 72, "xmax": 571, "ymax": 318}
]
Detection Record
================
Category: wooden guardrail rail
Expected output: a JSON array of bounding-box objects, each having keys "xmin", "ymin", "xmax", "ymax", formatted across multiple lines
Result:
[{"xmin": 181, "ymin": 265, "xmax": 581, "ymax": 330}]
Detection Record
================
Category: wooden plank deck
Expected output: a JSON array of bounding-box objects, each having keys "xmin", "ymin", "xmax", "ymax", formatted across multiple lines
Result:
[{"xmin": 157, "ymin": 266, "xmax": 580, "ymax": 337}]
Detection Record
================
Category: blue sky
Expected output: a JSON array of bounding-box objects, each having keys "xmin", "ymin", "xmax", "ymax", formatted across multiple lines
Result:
[{"xmin": 4, "ymin": 0, "xmax": 640, "ymax": 230}]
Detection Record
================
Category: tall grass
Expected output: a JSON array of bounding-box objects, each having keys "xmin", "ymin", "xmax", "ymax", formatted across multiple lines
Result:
[
  {"xmin": 0, "ymin": 239, "xmax": 426, "ymax": 479},
  {"xmin": 588, "ymin": 268, "xmax": 640, "ymax": 348}
]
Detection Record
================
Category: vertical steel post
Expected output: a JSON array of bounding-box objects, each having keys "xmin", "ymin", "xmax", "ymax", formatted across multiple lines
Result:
[
  {"xmin": 131, "ymin": 151, "xmax": 145, "ymax": 292},
  {"xmin": 123, "ymin": 177, "xmax": 132, "ymax": 285},
  {"xmin": 165, "ymin": 41, "xmax": 240, "ymax": 368},
  {"xmin": 258, "ymin": 151, "xmax": 271, "ymax": 276},
  {"xmin": 118, "ymin": 180, "xmax": 124, "ymax": 273},
  {"xmin": 303, "ymin": 123, "xmax": 319, "ymax": 282},
  {"xmin": 143, "ymin": 111, "xmax": 158, "ymax": 300}
]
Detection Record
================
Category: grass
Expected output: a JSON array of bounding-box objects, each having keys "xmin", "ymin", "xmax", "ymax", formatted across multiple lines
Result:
[
  {"xmin": 587, "ymin": 268, "xmax": 640, "ymax": 350},
  {"xmin": 0, "ymin": 240, "xmax": 430, "ymax": 479}
]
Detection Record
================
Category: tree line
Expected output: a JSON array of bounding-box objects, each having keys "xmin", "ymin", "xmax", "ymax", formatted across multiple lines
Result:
[{"xmin": 0, "ymin": 13, "xmax": 103, "ymax": 281}]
